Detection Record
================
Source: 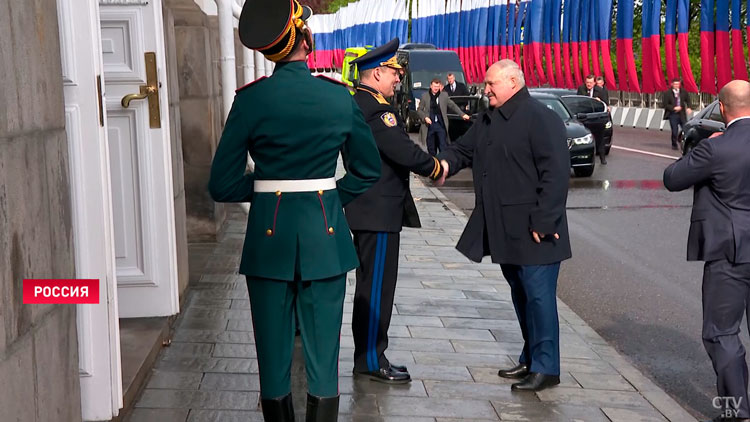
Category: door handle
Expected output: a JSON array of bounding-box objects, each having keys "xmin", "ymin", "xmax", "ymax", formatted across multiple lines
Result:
[{"xmin": 119, "ymin": 52, "xmax": 161, "ymax": 128}]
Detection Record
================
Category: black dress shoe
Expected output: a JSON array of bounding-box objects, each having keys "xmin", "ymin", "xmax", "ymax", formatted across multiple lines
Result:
[
  {"xmin": 261, "ymin": 393, "xmax": 295, "ymax": 421},
  {"xmin": 511, "ymin": 372, "xmax": 560, "ymax": 391},
  {"xmin": 305, "ymin": 393, "xmax": 339, "ymax": 422},
  {"xmin": 354, "ymin": 367, "xmax": 411, "ymax": 384},
  {"xmin": 497, "ymin": 363, "xmax": 529, "ymax": 379},
  {"xmin": 600, "ymin": 156, "xmax": 607, "ymax": 165},
  {"xmin": 389, "ymin": 362, "xmax": 408, "ymax": 373}
]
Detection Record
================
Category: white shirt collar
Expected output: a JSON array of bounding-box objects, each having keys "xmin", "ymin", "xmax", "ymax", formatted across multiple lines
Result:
[{"xmin": 727, "ymin": 116, "xmax": 750, "ymax": 128}]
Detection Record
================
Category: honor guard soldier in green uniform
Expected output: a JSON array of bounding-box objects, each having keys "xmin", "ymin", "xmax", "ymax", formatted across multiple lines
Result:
[
  {"xmin": 345, "ymin": 38, "xmax": 445, "ymax": 384},
  {"xmin": 208, "ymin": 1, "xmax": 381, "ymax": 420}
]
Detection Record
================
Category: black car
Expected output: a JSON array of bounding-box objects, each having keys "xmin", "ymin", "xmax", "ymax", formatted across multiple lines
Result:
[
  {"xmin": 445, "ymin": 92, "xmax": 597, "ymax": 177},
  {"xmin": 681, "ymin": 99, "xmax": 724, "ymax": 155},
  {"xmin": 530, "ymin": 88, "xmax": 614, "ymax": 155}
]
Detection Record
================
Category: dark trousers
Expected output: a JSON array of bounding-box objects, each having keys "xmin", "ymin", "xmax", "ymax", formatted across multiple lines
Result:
[
  {"xmin": 246, "ymin": 274, "xmax": 346, "ymax": 399},
  {"xmin": 668, "ymin": 113, "xmax": 683, "ymax": 146},
  {"xmin": 351, "ymin": 231, "xmax": 400, "ymax": 372},
  {"xmin": 426, "ymin": 123, "xmax": 447, "ymax": 156},
  {"xmin": 702, "ymin": 259, "xmax": 750, "ymax": 418},
  {"xmin": 593, "ymin": 129, "xmax": 606, "ymax": 159},
  {"xmin": 500, "ymin": 262, "xmax": 561, "ymax": 376}
]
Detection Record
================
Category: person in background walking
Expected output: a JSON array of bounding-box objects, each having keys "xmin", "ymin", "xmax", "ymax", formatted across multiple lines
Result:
[
  {"xmin": 662, "ymin": 78, "xmax": 692, "ymax": 150},
  {"xmin": 418, "ymin": 78, "xmax": 470, "ymax": 155},
  {"xmin": 208, "ymin": 1, "xmax": 381, "ymax": 420},
  {"xmin": 664, "ymin": 80, "xmax": 750, "ymax": 422}
]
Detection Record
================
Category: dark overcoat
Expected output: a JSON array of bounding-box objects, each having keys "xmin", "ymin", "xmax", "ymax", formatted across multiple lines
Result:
[
  {"xmin": 438, "ymin": 87, "xmax": 572, "ymax": 265},
  {"xmin": 345, "ymin": 84, "xmax": 442, "ymax": 232}
]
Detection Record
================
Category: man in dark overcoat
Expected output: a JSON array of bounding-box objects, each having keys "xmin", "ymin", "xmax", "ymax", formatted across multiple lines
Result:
[
  {"xmin": 436, "ymin": 59, "xmax": 571, "ymax": 392},
  {"xmin": 664, "ymin": 80, "xmax": 750, "ymax": 422},
  {"xmin": 346, "ymin": 38, "xmax": 445, "ymax": 384}
]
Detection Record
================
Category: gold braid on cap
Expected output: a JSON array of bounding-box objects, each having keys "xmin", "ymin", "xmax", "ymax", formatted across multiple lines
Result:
[{"xmin": 265, "ymin": 1, "xmax": 305, "ymax": 62}]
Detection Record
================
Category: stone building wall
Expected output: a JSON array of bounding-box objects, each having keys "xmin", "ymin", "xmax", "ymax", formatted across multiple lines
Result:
[{"xmin": 0, "ymin": 0, "xmax": 82, "ymax": 420}]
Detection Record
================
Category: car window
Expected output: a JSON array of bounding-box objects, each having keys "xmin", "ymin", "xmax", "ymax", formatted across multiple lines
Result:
[
  {"xmin": 591, "ymin": 100, "xmax": 606, "ymax": 112},
  {"xmin": 560, "ymin": 96, "xmax": 594, "ymax": 114},
  {"xmin": 538, "ymin": 98, "xmax": 572, "ymax": 120},
  {"xmin": 708, "ymin": 104, "xmax": 723, "ymax": 122}
]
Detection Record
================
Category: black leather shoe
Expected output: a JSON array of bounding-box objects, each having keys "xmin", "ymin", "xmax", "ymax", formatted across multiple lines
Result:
[
  {"xmin": 600, "ymin": 156, "xmax": 607, "ymax": 165},
  {"xmin": 354, "ymin": 367, "xmax": 411, "ymax": 384},
  {"xmin": 511, "ymin": 372, "xmax": 560, "ymax": 391},
  {"xmin": 497, "ymin": 363, "xmax": 529, "ymax": 379},
  {"xmin": 389, "ymin": 362, "xmax": 408, "ymax": 373},
  {"xmin": 261, "ymin": 393, "xmax": 295, "ymax": 421},
  {"xmin": 305, "ymin": 393, "xmax": 339, "ymax": 422}
]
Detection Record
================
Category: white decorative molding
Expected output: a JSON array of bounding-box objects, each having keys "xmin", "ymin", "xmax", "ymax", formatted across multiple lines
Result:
[
  {"xmin": 99, "ymin": 0, "xmax": 149, "ymax": 5},
  {"xmin": 99, "ymin": 8, "xmax": 145, "ymax": 83},
  {"xmin": 57, "ymin": 0, "xmax": 77, "ymax": 85},
  {"xmin": 106, "ymin": 105, "xmax": 153, "ymax": 286}
]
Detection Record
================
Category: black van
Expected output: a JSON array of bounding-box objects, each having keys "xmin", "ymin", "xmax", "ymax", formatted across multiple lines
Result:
[{"xmin": 394, "ymin": 46, "xmax": 468, "ymax": 132}]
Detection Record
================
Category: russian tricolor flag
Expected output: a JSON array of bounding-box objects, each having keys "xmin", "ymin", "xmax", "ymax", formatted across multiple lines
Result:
[
  {"xmin": 616, "ymin": 0, "xmax": 640, "ymax": 92},
  {"xmin": 700, "ymin": 0, "xmax": 717, "ymax": 93}
]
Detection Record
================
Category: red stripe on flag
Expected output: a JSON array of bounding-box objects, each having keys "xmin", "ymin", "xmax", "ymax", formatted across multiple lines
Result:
[
  {"xmin": 665, "ymin": 34, "xmax": 679, "ymax": 82},
  {"xmin": 700, "ymin": 31, "xmax": 716, "ymax": 93},
  {"xmin": 716, "ymin": 31, "xmax": 732, "ymax": 90},
  {"xmin": 545, "ymin": 43, "xmax": 555, "ymax": 86},
  {"xmin": 732, "ymin": 29, "xmax": 747, "ymax": 81},
  {"xmin": 641, "ymin": 36, "xmax": 653, "ymax": 93},
  {"xmin": 600, "ymin": 40, "xmax": 616, "ymax": 89},
  {"xmin": 572, "ymin": 42, "xmax": 582, "ymax": 87},
  {"xmin": 563, "ymin": 42, "xmax": 573, "ymax": 88},
  {"xmin": 650, "ymin": 34, "xmax": 667, "ymax": 92},
  {"xmin": 554, "ymin": 43, "xmax": 563, "ymax": 88},
  {"xmin": 581, "ymin": 41, "xmax": 590, "ymax": 77},
  {"xmin": 677, "ymin": 33, "xmax": 699, "ymax": 92},
  {"xmin": 590, "ymin": 40, "xmax": 601, "ymax": 79},
  {"xmin": 533, "ymin": 43, "xmax": 547, "ymax": 85}
]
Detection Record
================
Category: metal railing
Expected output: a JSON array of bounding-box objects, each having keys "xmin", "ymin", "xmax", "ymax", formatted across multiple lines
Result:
[{"xmin": 609, "ymin": 90, "xmax": 717, "ymax": 111}]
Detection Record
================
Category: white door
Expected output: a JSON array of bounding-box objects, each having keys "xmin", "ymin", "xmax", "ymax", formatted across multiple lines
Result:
[
  {"xmin": 100, "ymin": 0, "xmax": 179, "ymax": 318},
  {"xmin": 58, "ymin": 0, "xmax": 123, "ymax": 419}
]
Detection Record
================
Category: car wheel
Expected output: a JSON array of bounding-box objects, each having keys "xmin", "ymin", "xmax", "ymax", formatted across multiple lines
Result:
[{"xmin": 573, "ymin": 162, "xmax": 595, "ymax": 177}]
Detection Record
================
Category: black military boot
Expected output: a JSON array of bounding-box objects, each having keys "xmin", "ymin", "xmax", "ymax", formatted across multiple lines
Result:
[
  {"xmin": 305, "ymin": 393, "xmax": 339, "ymax": 422},
  {"xmin": 260, "ymin": 393, "xmax": 295, "ymax": 422}
]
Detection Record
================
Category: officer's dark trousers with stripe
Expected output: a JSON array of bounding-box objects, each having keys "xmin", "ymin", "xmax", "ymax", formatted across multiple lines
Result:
[
  {"xmin": 352, "ymin": 231, "xmax": 400, "ymax": 372},
  {"xmin": 702, "ymin": 259, "xmax": 750, "ymax": 418},
  {"xmin": 500, "ymin": 262, "xmax": 561, "ymax": 376},
  {"xmin": 246, "ymin": 274, "xmax": 346, "ymax": 399}
]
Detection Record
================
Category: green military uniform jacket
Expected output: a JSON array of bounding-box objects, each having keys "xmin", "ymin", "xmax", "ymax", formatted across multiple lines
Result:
[{"xmin": 208, "ymin": 61, "xmax": 381, "ymax": 281}]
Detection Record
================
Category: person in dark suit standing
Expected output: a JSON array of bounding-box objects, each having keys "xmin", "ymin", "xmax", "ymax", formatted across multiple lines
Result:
[
  {"xmin": 664, "ymin": 80, "xmax": 750, "ymax": 422},
  {"xmin": 444, "ymin": 72, "xmax": 470, "ymax": 96},
  {"xmin": 577, "ymin": 74, "xmax": 604, "ymax": 99},
  {"xmin": 595, "ymin": 76, "xmax": 609, "ymax": 104},
  {"xmin": 417, "ymin": 78, "xmax": 470, "ymax": 155},
  {"xmin": 346, "ymin": 38, "xmax": 445, "ymax": 384},
  {"xmin": 436, "ymin": 59, "xmax": 571, "ymax": 392},
  {"xmin": 662, "ymin": 78, "xmax": 692, "ymax": 150},
  {"xmin": 209, "ymin": 1, "xmax": 381, "ymax": 420}
]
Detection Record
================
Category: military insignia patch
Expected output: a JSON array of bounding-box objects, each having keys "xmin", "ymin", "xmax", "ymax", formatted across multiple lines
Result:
[{"xmin": 381, "ymin": 112, "xmax": 397, "ymax": 127}]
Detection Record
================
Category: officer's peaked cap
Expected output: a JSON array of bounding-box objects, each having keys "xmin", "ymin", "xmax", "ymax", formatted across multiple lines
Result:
[
  {"xmin": 239, "ymin": 0, "xmax": 313, "ymax": 62},
  {"xmin": 351, "ymin": 38, "xmax": 402, "ymax": 71}
]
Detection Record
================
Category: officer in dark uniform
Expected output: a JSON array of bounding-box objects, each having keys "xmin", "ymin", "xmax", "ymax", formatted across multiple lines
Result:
[
  {"xmin": 345, "ymin": 38, "xmax": 444, "ymax": 384},
  {"xmin": 208, "ymin": 1, "xmax": 381, "ymax": 421}
]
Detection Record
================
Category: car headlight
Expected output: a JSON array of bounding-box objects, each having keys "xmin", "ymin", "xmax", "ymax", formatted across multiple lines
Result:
[
  {"xmin": 569, "ymin": 134, "xmax": 593, "ymax": 145},
  {"xmin": 605, "ymin": 121, "xmax": 612, "ymax": 129},
  {"xmin": 414, "ymin": 98, "xmax": 420, "ymax": 109}
]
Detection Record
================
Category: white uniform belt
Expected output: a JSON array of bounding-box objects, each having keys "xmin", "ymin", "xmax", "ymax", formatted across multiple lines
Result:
[{"xmin": 254, "ymin": 178, "xmax": 337, "ymax": 193}]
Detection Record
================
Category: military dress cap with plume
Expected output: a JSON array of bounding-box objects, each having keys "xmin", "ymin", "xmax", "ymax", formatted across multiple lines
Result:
[{"xmin": 209, "ymin": 1, "xmax": 381, "ymax": 421}]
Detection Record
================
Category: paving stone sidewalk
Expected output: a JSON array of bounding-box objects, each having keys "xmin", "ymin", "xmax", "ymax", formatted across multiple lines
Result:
[{"xmin": 127, "ymin": 177, "xmax": 698, "ymax": 422}]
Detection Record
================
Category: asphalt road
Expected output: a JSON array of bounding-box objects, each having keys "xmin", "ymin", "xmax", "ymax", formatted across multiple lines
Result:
[{"xmin": 428, "ymin": 126, "xmax": 750, "ymax": 419}]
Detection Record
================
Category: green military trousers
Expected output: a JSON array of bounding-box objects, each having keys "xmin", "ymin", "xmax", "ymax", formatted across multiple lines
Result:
[{"xmin": 246, "ymin": 273, "xmax": 346, "ymax": 399}]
